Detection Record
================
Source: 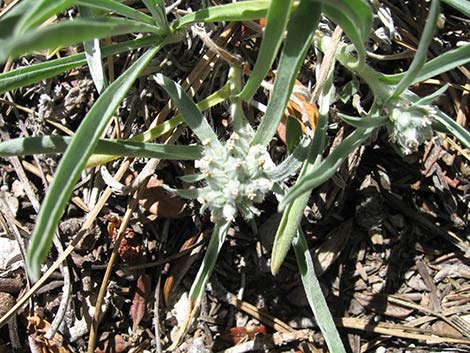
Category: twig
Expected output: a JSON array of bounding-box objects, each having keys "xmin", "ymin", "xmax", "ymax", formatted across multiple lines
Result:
[
  {"xmin": 154, "ymin": 274, "xmax": 162, "ymax": 353},
  {"xmin": 310, "ymin": 25, "xmax": 343, "ymax": 104},
  {"xmin": 87, "ymin": 185, "xmax": 147, "ymax": 353},
  {"xmin": 44, "ymin": 238, "xmax": 72, "ymax": 340},
  {"xmin": 21, "ymin": 160, "xmax": 90, "ymax": 213},
  {"xmin": 0, "ymin": 161, "xmax": 130, "ymax": 328}
]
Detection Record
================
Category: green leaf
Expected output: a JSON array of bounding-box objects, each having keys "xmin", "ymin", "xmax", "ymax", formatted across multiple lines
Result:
[
  {"xmin": 383, "ymin": 44, "xmax": 470, "ymax": 86},
  {"xmin": 280, "ymin": 127, "xmax": 374, "ymax": 209},
  {"xmin": 77, "ymin": 0, "xmax": 156, "ymax": 25},
  {"xmin": 26, "ymin": 46, "xmax": 160, "ymax": 281},
  {"xmin": 320, "ymin": 0, "xmax": 371, "ymax": 43},
  {"xmin": 0, "ymin": 17, "xmax": 162, "ymax": 62},
  {"xmin": 239, "ymin": 0, "xmax": 294, "ymax": 101},
  {"xmin": 161, "ymin": 185, "xmax": 201, "ymax": 200},
  {"xmin": 414, "ymin": 44, "xmax": 470, "ymax": 84},
  {"xmin": 392, "ymin": 0, "xmax": 440, "ymax": 98},
  {"xmin": 271, "ymin": 180, "xmax": 311, "ymax": 275},
  {"xmin": 14, "ymin": 0, "xmax": 77, "ymax": 35},
  {"xmin": 292, "ymin": 230, "xmax": 346, "ymax": 353},
  {"xmin": 411, "ymin": 84, "xmax": 449, "ymax": 107},
  {"xmin": 251, "ymin": 0, "xmax": 321, "ymax": 147},
  {"xmin": 0, "ymin": 0, "xmax": 36, "ymax": 39},
  {"xmin": 337, "ymin": 113, "xmax": 388, "ymax": 128},
  {"xmin": 321, "ymin": 0, "xmax": 372, "ymax": 68},
  {"xmin": 174, "ymin": 0, "xmax": 270, "ymax": 30},
  {"xmin": 267, "ymin": 137, "xmax": 310, "ymax": 182},
  {"xmin": 153, "ymin": 74, "xmax": 222, "ymax": 148},
  {"xmin": 142, "ymin": 0, "xmax": 169, "ymax": 34},
  {"xmin": 286, "ymin": 115, "xmax": 303, "ymax": 153},
  {"xmin": 0, "ymin": 136, "xmax": 202, "ymax": 160},
  {"xmin": 87, "ymin": 82, "xmax": 232, "ymax": 167},
  {"xmin": 169, "ymin": 220, "xmax": 231, "ymax": 349},
  {"xmin": 79, "ymin": 5, "xmax": 108, "ymax": 93},
  {"xmin": 441, "ymin": 0, "xmax": 470, "ymax": 17},
  {"xmin": 178, "ymin": 173, "xmax": 207, "ymax": 183},
  {"xmin": 434, "ymin": 110, "xmax": 470, "ymax": 149},
  {"xmin": 271, "ymin": 60, "xmax": 334, "ymax": 275},
  {"xmin": 0, "ymin": 35, "xmax": 160, "ymax": 94}
]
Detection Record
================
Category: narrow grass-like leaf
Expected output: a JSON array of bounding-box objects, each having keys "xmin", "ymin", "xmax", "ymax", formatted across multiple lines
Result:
[
  {"xmin": 319, "ymin": 0, "xmax": 371, "ymax": 43},
  {"xmin": 153, "ymin": 74, "xmax": 222, "ymax": 148},
  {"xmin": 87, "ymin": 82, "xmax": 232, "ymax": 167},
  {"xmin": 271, "ymin": 64, "xmax": 333, "ymax": 275},
  {"xmin": 0, "ymin": 0, "xmax": 36, "ymax": 39},
  {"xmin": 0, "ymin": 18, "xmax": 162, "ymax": 62},
  {"xmin": 161, "ymin": 186, "xmax": 201, "ymax": 200},
  {"xmin": 292, "ymin": 230, "xmax": 346, "ymax": 353},
  {"xmin": 271, "ymin": 181, "xmax": 311, "ymax": 275},
  {"xmin": 0, "ymin": 35, "xmax": 160, "ymax": 94},
  {"xmin": 0, "ymin": 136, "xmax": 202, "ymax": 160},
  {"xmin": 280, "ymin": 127, "xmax": 374, "ymax": 209},
  {"xmin": 238, "ymin": 0, "xmax": 293, "ymax": 101},
  {"xmin": 411, "ymin": 84, "xmax": 449, "ymax": 107},
  {"xmin": 178, "ymin": 173, "xmax": 206, "ymax": 183},
  {"xmin": 14, "ymin": 0, "xmax": 77, "ymax": 35},
  {"xmin": 414, "ymin": 44, "xmax": 470, "ymax": 84},
  {"xmin": 434, "ymin": 110, "xmax": 470, "ymax": 149},
  {"xmin": 306, "ymin": 0, "xmax": 373, "ymax": 69},
  {"xmin": 26, "ymin": 47, "xmax": 160, "ymax": 281},
  {"xmin": 441, "ymin": 0, "xmax": 470, "ymax": 17},
  {"xmin": 383, "ymin": 45, "xmax": 470, "ymax": 86},
  {"xmin": 322, "ymin": 4, "xmax": 369, "ymax": 68},
  {"xmin": 142, "ymin": 0, "xmax": 169, "ymax": 34},
  {"xmin": 268, "ymin": 138, "xmax": 310, "ymax": 182},
  {"xmin": 169, "ymin": 220, "xmax": 231, "ymax": 349},
  {"xmin": 286, "ymin": 116, "xmax": 303, "ymax": 152},
  {"xmin": 337, "ymin": 113, "xmax": 388, "ymax": 128},
  {"xmin": 77, "ymin": 0, "xmax": 156, "ymax": 25},
  {"xmin": 392, "ymin": 0, "xmax": 440, "ymax": 98},
  {"xmin": 79, "ymin": 5, "xmax": 108, "ymax": 93},
  {"xmin": 174, "ymin": 0, "xmax": 270, "ymax": 30},
  {"xmin": 134, "ymin": 82, "xmax": 231, "ymax": 142},
  {"xmin": 251, "ymin": 0, "xmax": 321, "ymax": 147}
]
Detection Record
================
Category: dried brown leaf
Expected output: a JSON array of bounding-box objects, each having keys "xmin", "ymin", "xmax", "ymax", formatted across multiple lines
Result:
[
  {"xmin": 353, "ymin": 293, "xmax": 414, "ymax": 318},
  {"xmin": 164, "ymin": 234, "xmax": 200, "ymax": 305},
  {"xmin": 130, "ymin": 274, "xmax": 151, "ymax": 330},
  {"xmin": 27, "ymin": 314, "xmax": 71, "ymax": 353},
  {"xmin": 95, "ymin": 333, "xmax": 131, "ymax": 353},
  {"xmin": 276, "ymin": 80, "xmax": 318, "ymax": 145},
  {"xmin": 139, "ymin": 176, "xmax": 185, "ymax": 219}
]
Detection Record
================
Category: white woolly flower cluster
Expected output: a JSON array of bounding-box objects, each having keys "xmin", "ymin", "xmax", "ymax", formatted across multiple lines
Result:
[
  {"xmin": 387, "ymin": 100, "xmax": 434, "ymax": 155},
  {"xmin": 194, "ymin": 131, "xmax": 274, "ymax": 222}
]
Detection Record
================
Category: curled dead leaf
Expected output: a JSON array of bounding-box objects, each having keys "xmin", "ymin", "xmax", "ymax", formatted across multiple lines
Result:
[
  {"xmin": 130, "ymin": 274, "xmax": 151, "ymax": 330},
  {"xmin": 220, "ymin": 325, "xmax": 267, "ymax": 345},
  {"xmin": 139, "ymin": 176, "xmax": 185, "ymax": 219},
  {"xmin": 27, "ymin": 314, "xmax": 71, "ymax": 353},
  {"xmin": 276, "ymin": 80, "xmax": 318, "ymax": 146},
  {"xmin": 164, "ymin": 234, "xmax": 201, "ymax": 305}
]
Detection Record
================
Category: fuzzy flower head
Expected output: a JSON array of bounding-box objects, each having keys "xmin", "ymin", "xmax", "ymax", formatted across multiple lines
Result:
[
  {"xmin": 386, "ymin": 99, "xmax": 434, "ymax": 155},
  {"xmin": 195, "ymin": 129, "xmax": 274, "ymax": 222}
]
